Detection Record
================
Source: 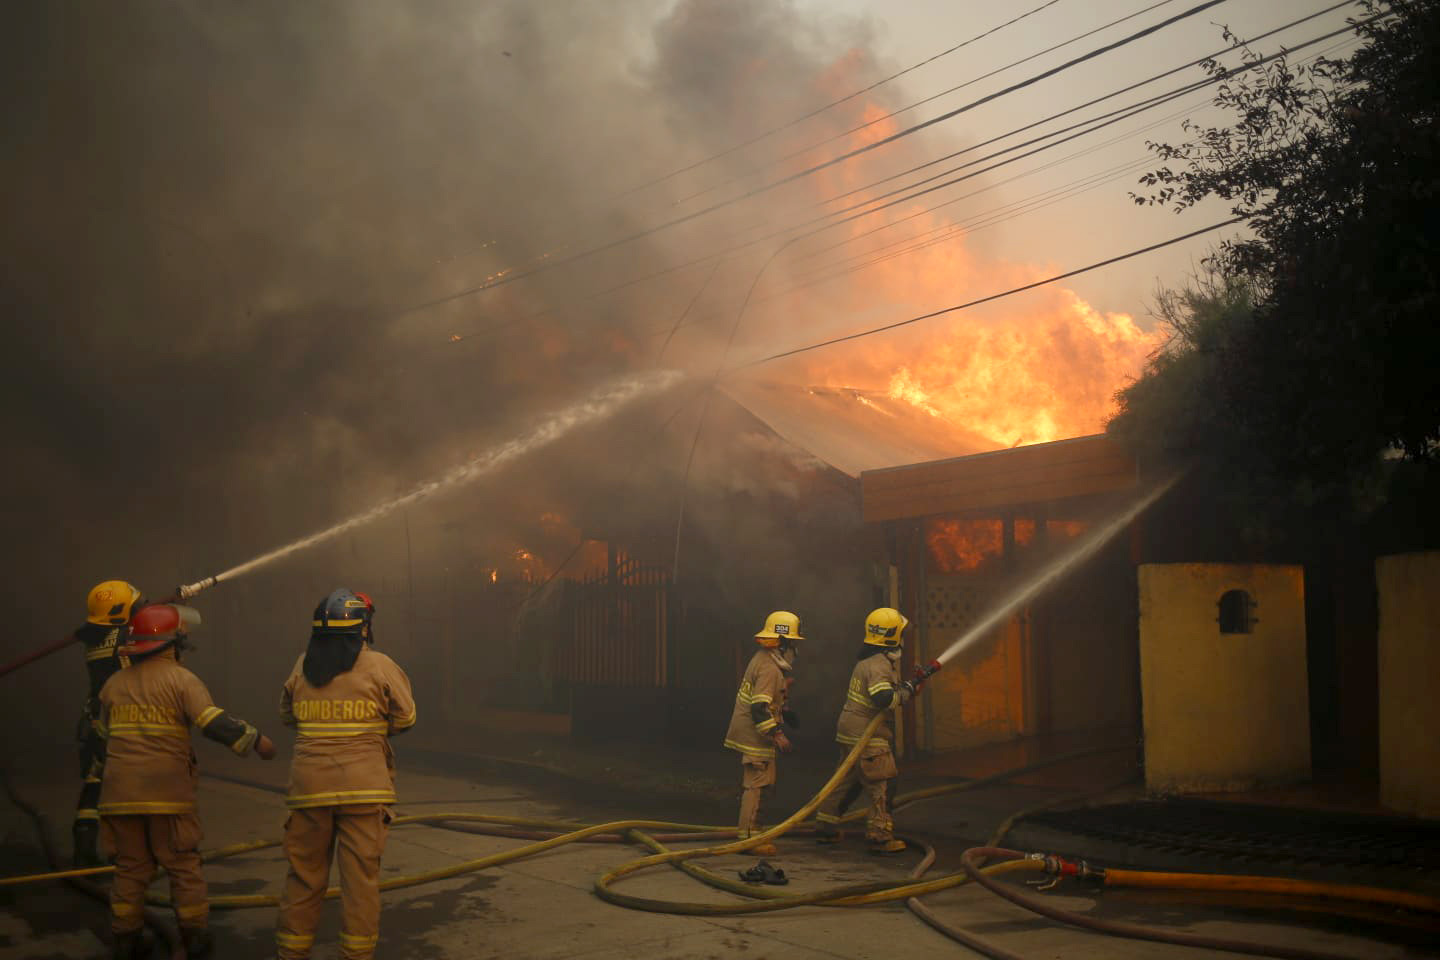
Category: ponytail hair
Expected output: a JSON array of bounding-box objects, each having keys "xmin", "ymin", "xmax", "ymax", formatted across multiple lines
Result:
[{"xmin": 302, "ymin": 631, "xmax": 363, "ymax": 687}]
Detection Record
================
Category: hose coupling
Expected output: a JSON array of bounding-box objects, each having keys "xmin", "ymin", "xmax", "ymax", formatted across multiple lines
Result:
[{"xmin": 1039, "ymin": 853, "xmax": 1105, "ymax": 883}]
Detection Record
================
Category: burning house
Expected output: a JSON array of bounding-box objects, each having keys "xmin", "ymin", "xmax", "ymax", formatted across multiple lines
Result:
[{"xmin": 860, "ymin": 435, "xmax": 1143, "ymax": 762}]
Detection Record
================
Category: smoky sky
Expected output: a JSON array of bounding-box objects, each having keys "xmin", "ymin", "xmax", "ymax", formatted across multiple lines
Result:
[{"xmin": 0, "ymin": 0, "xmax": 896, "ymax": 739}]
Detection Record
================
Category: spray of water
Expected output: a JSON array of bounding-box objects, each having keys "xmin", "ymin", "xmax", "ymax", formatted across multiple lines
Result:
[
  {"xmin": 180, "ymin": 370, "xmax": 685, "ymax": 596},
  {"xmin": 934, "ymin": 472, "xmax": 1182, "ymax": 666}
]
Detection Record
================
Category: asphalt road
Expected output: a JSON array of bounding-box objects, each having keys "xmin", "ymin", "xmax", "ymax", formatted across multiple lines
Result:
[{"xmin": 1, "ymin": 747, "xmax": 1435, "ymax": 960}]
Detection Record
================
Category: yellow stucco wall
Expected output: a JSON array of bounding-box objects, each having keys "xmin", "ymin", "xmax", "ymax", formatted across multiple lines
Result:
[
  {"xmin": 1377, "ymin": 551, "xmax": 1440, "ymax": 819},
  {"xmin": 1138, "ymin": 563, "xmax": 1310, "ymax": 794}
]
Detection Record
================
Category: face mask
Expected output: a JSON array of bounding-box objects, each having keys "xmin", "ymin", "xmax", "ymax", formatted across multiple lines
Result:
[{"xmin": 885, "ymin": 648, "xmax": 902, "ymax": 662}]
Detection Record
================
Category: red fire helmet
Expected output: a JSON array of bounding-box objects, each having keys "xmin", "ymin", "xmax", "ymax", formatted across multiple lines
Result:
[{"xmin": 118, "ymin": 603, "xmax": 202, "ymax": 657}]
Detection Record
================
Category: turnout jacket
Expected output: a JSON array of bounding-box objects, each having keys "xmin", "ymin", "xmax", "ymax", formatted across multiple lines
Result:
[
  {"xmin": 97, "ymin": 649, "xmax": 262, "ymax": 815},
  {"xmin": 834, "ymin": 651, "xmax": 899, "ymax": 749},
  {"xmin": 280, "ymin": 645, "xmax": 416, "ymax": 809},
  {"xmin": 723, "ymin": 649, "xmax": 791, "ymax": 760},
  {"xmin": 79, "ymin": 622, "xmax": 129, "ymax": 704}
]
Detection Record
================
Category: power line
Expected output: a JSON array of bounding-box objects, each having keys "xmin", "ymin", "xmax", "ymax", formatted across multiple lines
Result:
[
  {"xmin": 436, "ymin": 6, "xmax": 1364, "ymax": 353},
  {"xmin": 526, "ymin": 22, "xmax": 1363, "ymax": 355},
  {"xmin": 814, "ymin": 0, "xmax": 1356, "ymax": 210},
  {"xmin": 779, "ymin": 33, "xmax": 1363, "ymax": 296},
  {"xmin": 392, "ymin": 0, "xmax": 1232, "ymax": 320},
  {"xmin": 729, "ymin": 215, "xmax": 1246, "ymax": 370},
  {"xmin": 748, "ymin": 14, "xmax": 1370, "ymax": 260},
  {"xmin": 613, "ymin": 0, "xmax": 1075, "ymax": 198},
  {"xmin": 674, "ymin": 0, "xmax": 1184, "ymax": 207}
]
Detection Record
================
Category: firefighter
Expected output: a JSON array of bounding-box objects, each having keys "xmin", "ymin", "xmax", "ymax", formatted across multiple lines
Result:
[
  {"xmin": 96, "ymin": 602, "xmax": 276, "ymax": 959},
  {"xmin": 72, "ymin": 580, "xmax": 144, "ymax": 866},
  {"xmin": 276, "ymin": 588, "xmax": 415, "ymax": 960},
  {"xmin": 722, "ymin": 610, "xmax": 802, "ymax": 857},
  {"xmin": 814, "ymin": 607, "xmax": 919, "ymax": 854}
]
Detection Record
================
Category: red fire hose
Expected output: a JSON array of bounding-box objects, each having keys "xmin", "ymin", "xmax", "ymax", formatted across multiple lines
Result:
[{"xmin": 0, "ymin": 634, "xmax": 77, "ymax": 680}]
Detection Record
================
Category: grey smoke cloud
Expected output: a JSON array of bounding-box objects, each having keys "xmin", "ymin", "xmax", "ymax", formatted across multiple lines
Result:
[{"xmin": 0, "ymin": 0, "xmax": 900, "ymax": 738}]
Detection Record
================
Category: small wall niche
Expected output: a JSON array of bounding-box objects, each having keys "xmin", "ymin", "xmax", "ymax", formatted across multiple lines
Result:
[{"xmin": 1217, "ymin": 589, "xmax": 1257, "ymax": 634}]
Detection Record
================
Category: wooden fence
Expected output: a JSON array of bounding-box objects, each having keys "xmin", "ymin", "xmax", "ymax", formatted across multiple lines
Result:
[{"xmin": 554, "ymin": 552, "xmax": 671, "ymax": 688}]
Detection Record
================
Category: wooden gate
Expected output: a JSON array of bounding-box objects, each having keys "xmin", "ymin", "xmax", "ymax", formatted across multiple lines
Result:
[{"xmin": 555, "ymin": 552, "xmax": 671, "ymax": 688}]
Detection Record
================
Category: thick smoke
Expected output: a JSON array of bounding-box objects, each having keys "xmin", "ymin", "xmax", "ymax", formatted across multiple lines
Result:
[{"xmin": 0, "ymin": 0, "xmax": 901, "ymax": 742}]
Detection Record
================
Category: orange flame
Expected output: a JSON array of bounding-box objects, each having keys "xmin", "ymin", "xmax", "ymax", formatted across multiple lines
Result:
[
  {"xmin": 739, "ymin": 67, "xmax": 1165, "ymax": 453},
  {"xmin": 927, "ymin": 516, "xmax": 1086, "ymax": 574}
]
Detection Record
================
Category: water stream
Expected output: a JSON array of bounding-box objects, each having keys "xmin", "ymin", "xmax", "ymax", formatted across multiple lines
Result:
[
  {"xmin": 183, "ymin": 370, "xmax": 684, "ymax": 594},
  {"xmin": 934, "ymin": 472, "xmax": 1181, "ymax": 666}
]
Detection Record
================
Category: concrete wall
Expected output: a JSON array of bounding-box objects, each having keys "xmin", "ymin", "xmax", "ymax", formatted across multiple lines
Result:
[
  {"xmin": 1376, "ymin": 551, "xmax": 1440, "ymax": 818},
  {"xmin": 1138, "ymin": 563, "xmax": 1310, "ymax": 794}
]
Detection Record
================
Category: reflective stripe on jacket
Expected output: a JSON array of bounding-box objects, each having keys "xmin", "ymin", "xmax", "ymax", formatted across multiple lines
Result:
[
  {"xmin": 280, "ymin": 646, "xmax": 416, "ymax": 808},
  {"xmin": 835, "ymin": 652, "xmax": 897, "ymax": 747},
  {"xmin": 97, "ymin": 650, "xmax": 247, "ymax": 815},
  {"xmin": 723, "ymin": 649, "xmax": 789, "ymax": 760}
]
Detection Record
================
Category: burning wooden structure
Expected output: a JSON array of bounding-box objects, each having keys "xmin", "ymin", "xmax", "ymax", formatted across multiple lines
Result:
[{"xmin": 861, "ymin": 434, "xmax": 1143, "ymax": 757}]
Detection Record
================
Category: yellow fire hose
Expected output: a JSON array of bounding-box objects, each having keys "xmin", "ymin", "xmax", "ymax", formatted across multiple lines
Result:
[{"xmin": 4, "ymin": 710, "xmax": 1437, "ymax": 959}]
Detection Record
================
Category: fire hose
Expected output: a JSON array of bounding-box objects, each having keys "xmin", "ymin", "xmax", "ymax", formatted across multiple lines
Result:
[
  {"xmin": 0, "ymin": 579, "xmax": 218, "ymax": 682},
  {"xmin": 4, "ymin": 717, "xmax": 1437, "ymax": 958}
]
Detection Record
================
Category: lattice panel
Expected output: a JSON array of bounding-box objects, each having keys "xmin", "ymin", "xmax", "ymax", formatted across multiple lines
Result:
[
  {"xmin": 925, "ymin": 580, "xmax": 986, "ymax": 633},
  {"xmin": 923, "ymin": 574, "xmax": 1022, "ymax": 751}
]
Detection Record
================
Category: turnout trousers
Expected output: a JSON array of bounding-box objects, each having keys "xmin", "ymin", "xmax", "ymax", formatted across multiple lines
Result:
[
  {"xmin": 738, "ymin": 756, "xmax": 776, "ymax": 837},
  {"xmin": 101, "ymin": 813, "xmax": 208, "ymax": 934},
  {"xmin": 276, "ymin": 804, "xmax": 390, "ymax": 960},
  {"xmin": 814, "ymin": 742, "xmax": 898, "ymax": 843}
]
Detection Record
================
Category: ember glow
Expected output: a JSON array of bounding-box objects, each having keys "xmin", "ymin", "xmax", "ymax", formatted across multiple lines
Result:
[{"xmin": 928, "ymin": 516, "xmax": 1085, "ymax": 574}]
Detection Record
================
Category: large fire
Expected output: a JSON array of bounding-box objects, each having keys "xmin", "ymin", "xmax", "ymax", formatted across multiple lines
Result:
[
  {"xmin": 735, "ymin": 68, "xmax": 1166, "ymax": 452},
  {"xmin": 927, "ymin": 516, "xmax": 1085, "ymax": 574}
]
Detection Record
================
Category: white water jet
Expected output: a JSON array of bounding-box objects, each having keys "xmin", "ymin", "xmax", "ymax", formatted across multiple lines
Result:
[
  {"xmin": 934, "ymin": 473, "xmax": 1181, "ymax": 666},
  {"xmin": 180, "ymin": 370, "xmax": 684, "ymax": 596}
]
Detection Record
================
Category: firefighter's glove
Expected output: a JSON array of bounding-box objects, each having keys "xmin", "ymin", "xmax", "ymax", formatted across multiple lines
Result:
[
  {"xmin": 898, "ymin": 680, "xmax": 919, "ymax": 703},
  {"xmin": 781, "ymin": 708, "xmax": 800, "ymax": 729},
  {"xmin": 773, "ymin": 730, "xmax": 794, "ymax": 754},
  {"xmin": 255, "ymin": 734, "xmax": 277, "ymax": 761}
]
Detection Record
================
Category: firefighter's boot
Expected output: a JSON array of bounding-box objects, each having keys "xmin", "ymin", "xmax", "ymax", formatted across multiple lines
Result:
[
  {"xmin": 72, "ymin": 819, "xmax": 101, "ymax": 867},
  {"xmin": 111, "ymin": 930, "xmax": 154, "ymax": 960},
  {"xmin": 180, "ymin": 927, "xmax": 214, "ymax": 959},
  {"xmin": 869, "ymin": 838, "xmax": 907, "ymax": 855},
  {"xmin": 814, "ymin": 824, "xmax": 843, "ymax": 844},
  {"xmin": 744, "ymin": 839, "xmax": 778, "ymax": 856}
]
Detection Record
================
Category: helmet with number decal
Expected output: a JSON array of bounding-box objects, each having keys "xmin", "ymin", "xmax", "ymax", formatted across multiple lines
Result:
[
  {"xmin": 86, "ymin": 580, "xmax": 143, "ymax": 626},
  {"xmin": 755, "ymin": 610, "xmax": 803, "ymax": 648}
]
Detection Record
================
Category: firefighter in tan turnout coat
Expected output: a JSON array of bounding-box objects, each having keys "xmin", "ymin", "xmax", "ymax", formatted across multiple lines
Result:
[
  {"xmin": 276, "ymin": 588, "xmax": 415, "ymax": 960},
  {"xmin": 723, "ymin": 611, "xmax": 802, "ymax": 856},
  {"xmin": 815, "ymin": 607, "xmax": 920, "ymax": 854},
  {"xmin": 96, "ymin": 602, "xmax": 276, "ymax": 960}
]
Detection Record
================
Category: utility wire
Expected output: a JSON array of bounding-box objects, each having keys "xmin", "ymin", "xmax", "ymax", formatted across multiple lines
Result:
[
  {"xmin": 614, "ymin": 0, "xmax": 1075, "ymax": 197},
  {"xmin": 674, "ymin": 0, "xmax": 1184, "ymax": 206},
  {"xmin": 637, "ymin": 27, "xmax": 1363, "ymax": 343},
  {"xmin": 393, "ymin": 0, "xmax": 1231, "ymax": 320},
  {"xmin": 780, "ymin": 33, "xmax": 1362, "ymax": 296},
  {"xmin": 729, "ymin": 216, "xmax": 1246, "ymax": 370},
  {"xmin": 438, "ymin": 6, "xmax": 1362, "ymax": 353},
  {"xmin": 729, "ymin": 14, "xmax": 1370, "ymax": 266},
  {"xmin": 815, "ymin": 0, "xmax": 1356, "ymax": 209}
]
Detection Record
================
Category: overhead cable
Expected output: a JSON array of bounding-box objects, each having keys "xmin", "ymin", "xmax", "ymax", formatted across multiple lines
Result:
[
  {"xmin": 394, "ymin": 0, "xmax": 1232, "ymax": 318},
  {"xmin": 729, "ymin": 216, "xmax": 1247, "ymax": 369}
]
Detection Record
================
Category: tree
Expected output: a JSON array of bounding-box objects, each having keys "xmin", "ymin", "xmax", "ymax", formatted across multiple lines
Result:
[{"xmin": 1116, "ymin": 0, "xmax": 1440, "ymax": 508}]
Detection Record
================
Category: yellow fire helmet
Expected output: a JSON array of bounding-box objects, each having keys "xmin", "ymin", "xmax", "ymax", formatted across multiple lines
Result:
[
  {"xmin": 86, "ymin": 580, "xmax": 143, "ymax": 626},
  {"xmin": 755, "ymin": 610, "xmax": 803, "ymax": 648},
  {"xmin": 863, "ymin": 607, "xmax": 908, "ymax": 647}
]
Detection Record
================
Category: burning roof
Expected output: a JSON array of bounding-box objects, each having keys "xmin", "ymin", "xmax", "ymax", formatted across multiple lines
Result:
[{"xmin": 721, "ymin": 378, "xmax": 994, "ymax": 478}]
